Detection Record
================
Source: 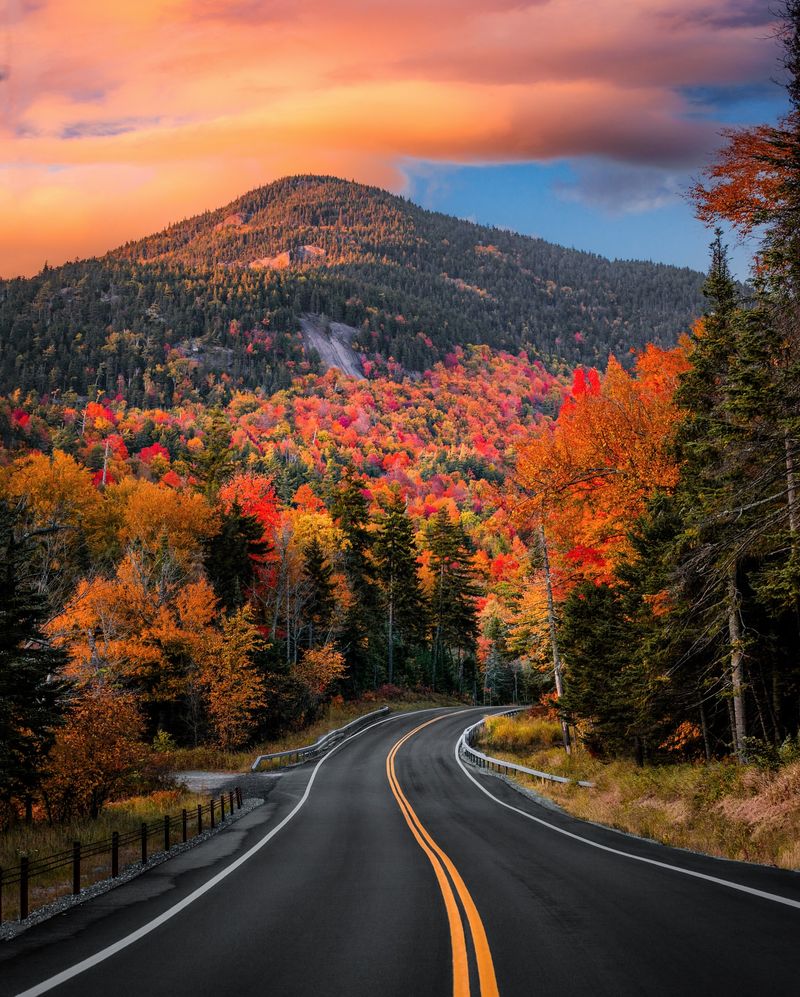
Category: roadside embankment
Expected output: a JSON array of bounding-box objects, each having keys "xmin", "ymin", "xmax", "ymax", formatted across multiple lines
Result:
[{"xmin": 477, "ymin": 711, "xmax": 800, "ymax": 870}]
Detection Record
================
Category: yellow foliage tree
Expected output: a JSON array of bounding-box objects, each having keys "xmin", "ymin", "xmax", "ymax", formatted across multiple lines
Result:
[
  {"xmin": 106, "ymin": 477, "xmax": 217, "ymax": 570},
  {"xmin": 0, "ymin": 450, "xmax": 114, "ymax": 602},
  {"xmin": 292, "ymin": 643, "xmax": 346, "ymax": 699},
  {"xmin": 199, "ymin": 607, "xmax": 266, "ymax": 749}
]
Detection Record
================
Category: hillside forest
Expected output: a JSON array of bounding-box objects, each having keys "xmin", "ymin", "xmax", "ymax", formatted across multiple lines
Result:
[{"xmin": 3, "ymin": 12, "xmax": 800, "ymax": 830}]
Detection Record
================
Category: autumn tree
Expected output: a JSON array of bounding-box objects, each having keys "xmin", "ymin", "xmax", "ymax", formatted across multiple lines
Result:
[
  {"xmin": 199, "ymin": 607, "xmax": 266, "ymax": 749},
  {"xmin": 43, "ymin": 687, "xmax": 147, "ymax": 820},
  {"xmin": 293, "ymin": 643, "xmax": 347, "ymax": 701},
  {"xmin": 0, "ymin": 450, "xmax": 111, "ymax": 607}
]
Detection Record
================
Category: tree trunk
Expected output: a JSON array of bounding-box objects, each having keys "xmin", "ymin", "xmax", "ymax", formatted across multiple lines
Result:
[
  {"xmin": 539, "ymin": 526, "xmax": 571, "ymax": 754},
  {"xmin": 699, "ymin": 699, "xmax": 711, "ymax": 762},
  {"xmin": 786, "ymin": 431, "xmax": 798, "ymax": 540},
  {"xmin": 387, "ymin": 595, "xmax": 394, "ymax": 686},
  {"xmin": 728, "ymin": 568, "xmax": 747, "ymax": 761}
]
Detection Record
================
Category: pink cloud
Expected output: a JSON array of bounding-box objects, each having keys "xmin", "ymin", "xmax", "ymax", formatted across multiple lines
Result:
[{"xmin": 0, "ymin": 0, "xmax": 782, "ymax": 276}]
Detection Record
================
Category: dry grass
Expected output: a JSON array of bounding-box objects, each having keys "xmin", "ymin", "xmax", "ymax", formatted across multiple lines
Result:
[
  {"xmin": 0, "ymin": 788, "xmax": 209, "ymax": 923},
  {"xmin": 478, "ymin": 712, "xmax": 800, "ymax": 871}
]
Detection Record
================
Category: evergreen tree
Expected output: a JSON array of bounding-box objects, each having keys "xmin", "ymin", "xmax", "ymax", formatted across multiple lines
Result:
[
  {"xmin": 0, "ymin": 500, "xmax": 69, "ymax": 823},
  {"xmin": 191, "ymin": 410, "xmax": 237, "ymax": 495},
  {"xmin": 302, "ymin": 537, "xmax": 336, "ymax": 649},
  {"xmin": 372, "ymin": 491, "xmax": 426, "ymax": 684},
  {"xmin": 203, "ymin": 503, "xmax": 268, "ymax": 612},
  {"xmin": 331, "ymin": 472, "xmax": 378, "ymax": 689},
  {"xmin": 425, "ymin": 509, "xmax": 479, "ymax": 691}
]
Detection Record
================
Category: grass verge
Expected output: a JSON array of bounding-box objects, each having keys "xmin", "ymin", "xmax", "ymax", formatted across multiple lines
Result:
[
  {"xmin": 478, "ymin": 712, "xmax": 800, "ymax": 871},
  {"xmin": 0, "ymin": 788, "xmax": 213, "ymax": 924}
]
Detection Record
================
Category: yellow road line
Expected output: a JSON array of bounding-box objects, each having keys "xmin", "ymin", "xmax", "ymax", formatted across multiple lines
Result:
[{"xmin": 386, "ymin": 716, "xmax": 499, "ymax": 997}]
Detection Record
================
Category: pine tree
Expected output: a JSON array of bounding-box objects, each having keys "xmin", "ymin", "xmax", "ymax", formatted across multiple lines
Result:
[
  {"xmin": 0, "ymin": 500, "xmax": 69, "ymax": 823},
  {"xmin": 372, "ymin": 491, "xmax": 426, "ymax": 685},
  {"xmin": 191, "ymin": 410, "xmax": 237, "ymax": 496},
  {"xmin": 671, "ymin": 237, "xmax": 758, "ymax": 758},
  {"xmin": 331, "ymin": 472, "xmax": 378, "ymax": 689},
  {"xmin": 425, "ymin": 509, "xmax": 479, "ymax": 691},
  {"xmin": 203, "ymin": 503, "xmax": 268, "ymax": 612},
  {"xmin": 302, "ymin": 537, "xmax": 336, "ymax": 649}
]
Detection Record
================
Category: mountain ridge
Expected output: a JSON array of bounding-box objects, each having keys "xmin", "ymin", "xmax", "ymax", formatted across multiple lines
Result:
[{"xmin": 0, "ymin": 174, "xmax": 706, "ymax": 407}]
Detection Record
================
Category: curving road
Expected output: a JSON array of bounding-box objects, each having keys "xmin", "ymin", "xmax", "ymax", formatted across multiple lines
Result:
[{"xmin": 2, "ymin": 707, "xmax": 800, "ymax": 996}]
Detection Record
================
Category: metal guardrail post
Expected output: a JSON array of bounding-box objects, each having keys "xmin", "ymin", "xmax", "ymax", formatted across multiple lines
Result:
[
  {"xmin": 182, "ymin": 809, "xmax": 188, "ymax": 843},
  {"xmin": 229, "ymin": 790, "xmax": 234, "ymax": 814},
  {"xmin": 112, "ymin": 831, "xmax": 119, "ymax": 877},
  {"xmin": 236, "ymin": 787, "xmax": 242, "ymax": 809},
  {"xmin": 163, "ymin": 815, "xmax": 170, "ymax": 852},
  {"xmin": 209, "ymin": 798, "xmax": 215, "ymax": 829},
  {"xmin": 141, "ymin": 823, "xmax": 148, "ymax": 865}
]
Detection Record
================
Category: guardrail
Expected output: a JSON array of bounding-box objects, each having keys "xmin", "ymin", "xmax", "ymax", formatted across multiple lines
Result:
[
  {"xmin": 459, "ymin": 713, "xmax": 595, "ymax": 788},
  {"xmin": 0, "ymin": 788, "xmax": 243, "ymax": 926},
  {"xmin": 251, "ymin": 706, "xmax": 391, "ymax": 771}
]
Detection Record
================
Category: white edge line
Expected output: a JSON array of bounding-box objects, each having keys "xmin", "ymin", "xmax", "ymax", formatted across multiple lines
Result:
[
  {"xmin": 14, "ymin": 706, "xmax": 453, "ymax": 997},
  {"xmin": 454, "ymin": 731, "xmax": 800, "ymax": 912}
]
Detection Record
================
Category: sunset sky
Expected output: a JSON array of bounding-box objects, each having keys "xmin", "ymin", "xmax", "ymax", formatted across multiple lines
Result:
[{"xmin": 0, "ymin": 0, "xmax": 787, "ymax": 279}]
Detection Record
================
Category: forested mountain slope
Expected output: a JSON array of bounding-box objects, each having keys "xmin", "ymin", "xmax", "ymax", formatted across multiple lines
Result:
[{"xmin": 0, "ymin": 176, "xmax": 704, "ymax": 407}]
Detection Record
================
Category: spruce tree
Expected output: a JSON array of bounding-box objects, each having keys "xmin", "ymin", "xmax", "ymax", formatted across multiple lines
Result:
[
  {"xmin": 372, "ymin": 491, "xmax": 426, "ymax": 685},
  {"xmin": 191, "ymin": 409, "xmax": 236, "ymax": 496},
  {"xmin": 203, "ymin": 503, "xmax": 268, "ymax": 612},
  {"xmin": 302, "ymin": 537, "xmax": 336, "ymax": 649},
  {"xmin": 331, "ymin": 472, "xmax": 378, "ymax": 689},
  {"xmin": 425, "ymin": 509, "xmax": 479, "ymax": 691},
  {"xmin": 0, "ymin": 501, "xmax": 68, "ymax": 822}
]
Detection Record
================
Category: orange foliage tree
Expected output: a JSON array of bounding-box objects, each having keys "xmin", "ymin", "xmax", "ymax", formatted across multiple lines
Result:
[
  {"xmin": 43, "ymin": 687, "xmax": 148, "ymax": 820},
  {"xmin": 292, "ymin": 643, "xmax": 347, "ymax": 700},
  {"xmin": 689, "ymin": 119, "xmax": 794, "ymax": 239},
  {"xmin": 199, "ymin": 607, "xmax": 266, "ymax": 749},
  {"xmin": 516, "ymin": 345, "xmax": 689, "ymax": 583}
]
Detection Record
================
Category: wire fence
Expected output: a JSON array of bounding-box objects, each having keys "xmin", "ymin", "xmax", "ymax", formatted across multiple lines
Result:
[{"xmin": 0, "ymin": 787, "xmax": 243, "ymax": 925}]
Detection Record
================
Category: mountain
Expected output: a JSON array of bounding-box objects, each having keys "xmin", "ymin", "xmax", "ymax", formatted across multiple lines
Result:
[{"xmin": 0, "ymin": 175, "xmax": 705, "ymax": 407}]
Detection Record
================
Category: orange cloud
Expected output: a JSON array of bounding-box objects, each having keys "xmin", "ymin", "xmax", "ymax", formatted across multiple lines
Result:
[{"xmin": 0, "ymin": 0, "xmax": 780, "ymax": 276}]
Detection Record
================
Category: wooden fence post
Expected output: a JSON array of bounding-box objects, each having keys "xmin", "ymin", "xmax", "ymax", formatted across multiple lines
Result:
[
  {"xmin": 19, "ymin": 856, "xmax": 29, "ymax": 921},
  {"xmin": 72, "ymin": 841, "xmax": 81, "ymax": 895}
]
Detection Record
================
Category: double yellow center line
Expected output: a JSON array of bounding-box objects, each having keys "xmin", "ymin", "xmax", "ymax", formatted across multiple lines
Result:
[{"xmin": 386, "ymin": 716, "xmax": 499, "ymax": 997}]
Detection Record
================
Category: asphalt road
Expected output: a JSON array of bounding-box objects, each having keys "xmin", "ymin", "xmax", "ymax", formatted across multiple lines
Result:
[{"xmin": 2, "ymin": 707, "xmax": 799, "ymax": 996}]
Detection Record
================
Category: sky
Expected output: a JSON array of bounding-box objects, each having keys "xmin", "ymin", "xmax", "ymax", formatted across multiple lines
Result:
[{"xmin": 0, "ymin": 0, "xmax": 789, "ymax": 280}]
